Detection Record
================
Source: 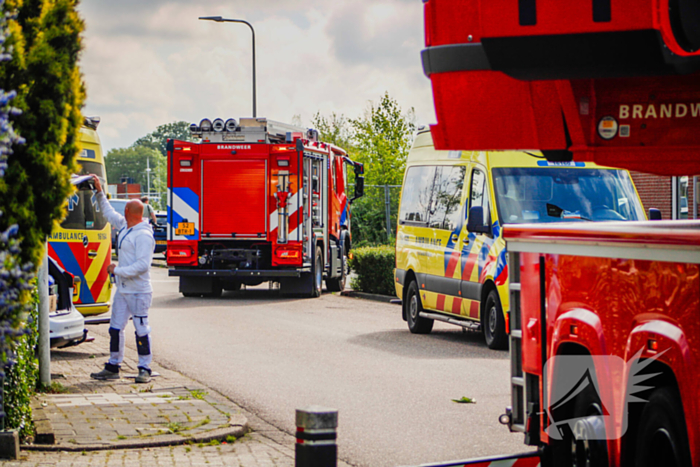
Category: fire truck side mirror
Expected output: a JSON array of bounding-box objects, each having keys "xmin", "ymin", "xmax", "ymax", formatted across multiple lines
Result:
[
  {"xmin": 648, "ymin": 208, "xmax": 662, "ymax": 220},
  {"xmin": 351, "ymin": 176, "xmax": 365, "ymax": 203}
]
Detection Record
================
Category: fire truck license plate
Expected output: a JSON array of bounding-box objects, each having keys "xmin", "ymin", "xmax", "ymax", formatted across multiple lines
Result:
[{"xmin": 175, "ymin": 222, "xmax": 194, "ymax": 236}]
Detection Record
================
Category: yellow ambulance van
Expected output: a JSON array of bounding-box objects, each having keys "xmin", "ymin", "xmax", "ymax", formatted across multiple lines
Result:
[
  {"xmin": 394, "ymin": 128, "xmax": 647, "ymax": 349},
  {"xmin": 48, "ymin": 118, "xmax": 112, "ymax": 316}
]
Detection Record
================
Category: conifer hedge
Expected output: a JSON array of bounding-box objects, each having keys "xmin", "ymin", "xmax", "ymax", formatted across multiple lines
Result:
[
  {"xmin": 0, "ymin": 0, "xmax": 85, "ymax": 266},
  {"xmin": 0, "ymin": 0, "xmax": 85, "ymax": 438}
]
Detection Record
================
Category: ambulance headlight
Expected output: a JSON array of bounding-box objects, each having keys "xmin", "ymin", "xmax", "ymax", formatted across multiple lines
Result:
[
  {"xmin": 212, "ymin": 118, "xmax": 225, "ymax": 132},
  {"xmin": 225, "ymin": 118, "xmax": 237, "ymax": 132},
  {"xmin": 199, "ymin": 118, "xmax": 213, "ymax": 131}
]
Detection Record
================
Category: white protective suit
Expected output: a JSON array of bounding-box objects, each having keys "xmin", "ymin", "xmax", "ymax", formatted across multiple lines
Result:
[{"xmin": 97, "ymin": 192, "xmax": 155, "ymax": 373}]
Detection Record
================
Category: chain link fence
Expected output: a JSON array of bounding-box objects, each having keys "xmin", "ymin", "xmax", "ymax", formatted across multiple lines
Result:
[{"xmin": 349, "ymin": 184, "xmax": 402, "ymax": 246}]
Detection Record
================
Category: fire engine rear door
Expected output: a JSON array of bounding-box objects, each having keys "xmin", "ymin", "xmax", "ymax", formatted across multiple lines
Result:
[
  {"xmin": 201, "ymin": 159, "xmax": 267, "ymax": 238},
  {"xmin": 403, "ymin": 451, "xmax": 541, "ymax": 467}
]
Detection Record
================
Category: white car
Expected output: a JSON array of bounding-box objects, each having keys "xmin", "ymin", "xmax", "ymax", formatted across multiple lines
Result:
[{"xmin": 49, "ymin": 257, "xmax": 87, "ymax": 348}]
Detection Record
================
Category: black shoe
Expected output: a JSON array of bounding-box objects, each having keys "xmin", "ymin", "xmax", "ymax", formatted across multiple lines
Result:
[
  {"xmin": 135, "ymin": 368, "xmax": 151, "ymax": 384},
  {"xmin": 90, "ymin": 368, "xmax": 120, "ymax": 380}
]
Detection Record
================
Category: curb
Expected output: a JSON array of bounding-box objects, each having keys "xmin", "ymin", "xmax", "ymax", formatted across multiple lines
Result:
[
  {"xmin": 340, "ymin": 290, "xmax": 398, "ymax": 304},
  {"xmin": 23, "ymin": 418, "xmax": 248, "ymax": 452}
]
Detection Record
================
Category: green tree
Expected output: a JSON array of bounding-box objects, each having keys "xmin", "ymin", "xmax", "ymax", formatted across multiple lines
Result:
[
  {"xmin": 344, "ymin": 93, "xmax": 415, "ymax": 246},
  {"xmin": 312, "ymin": 112, "xmax": 356, "ymax": 154},
  {"xmin": 350, "ymin": 92, "xmax": 415, "ymax": 187},
  {"xmin": 134, "ymin": 120, "xmax": 193, "ymax": 158},
  {"xmin": 105, "ymin": 146, "xmax": 166, "ymax": 209},
  {"xmin": 0, "ymin": 0, "xmax": 84, "ymax": 439},
  {"xmin": 0, "ymin": 0, "xmax": 85, "ymax": 265}
]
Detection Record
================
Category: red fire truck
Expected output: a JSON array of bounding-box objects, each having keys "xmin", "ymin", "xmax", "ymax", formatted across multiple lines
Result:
[
  {"xmin": 417, "ymin": 1, "xmax": 700, "ymax": 466},
  {"xmin": 165, "ymin": 117, "xmax": 364, "ymax": 298}
]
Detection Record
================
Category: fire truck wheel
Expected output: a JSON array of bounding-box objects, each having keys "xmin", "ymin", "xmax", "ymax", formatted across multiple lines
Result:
[
  {"xmin": 405, "ymin": 281, "xmax": 433, "ymax": 334},
  {"xmin": 325, "ymin": 251, "xmax": 346, "ymax": 292},
  {"xmin": 571, "ymin": 384, "xmax": 608, "ymax": 467},
  {"xmin": 223, "ymin": 281, "xmax": 241, "ymax": 292},
  {"xmin": 204, "ymin": 279, "xmax": 223, "ymax": 298},
  {"xmin": 635, "ymin": 386, "xmax": 691, "ymax": 467},
  {"xmin": 182, "ymin": 292, "xmax": 201, "ymax": 298},
  {"xmin": 482, "ymin": 290, "xmax": 507, "ymax": 350},
  {"xmin": 311, "ymin": 246, "xmax": 323, "ymax": 298},
  {"xmin": 550, "ymin": 354, "xmax": 607, "ymax": 467}
]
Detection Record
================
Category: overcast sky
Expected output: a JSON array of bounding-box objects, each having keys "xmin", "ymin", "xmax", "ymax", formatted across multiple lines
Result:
[{"xmin": 77, "ymin": 0, "xmax": 436, "ymax": 153}]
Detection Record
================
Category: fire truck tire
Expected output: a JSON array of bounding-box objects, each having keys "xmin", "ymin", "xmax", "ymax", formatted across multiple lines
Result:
[
  {"xmin": 182, "ymin": 292, "xmax": 201, "ymax": 298},
  {"xmin": 310, "ymin": 246, "xmax": 323, "ymax": 298},
  {"xmin": 326, "ymin": 251, "xmax": 346, "ymax": 292},
  {"xmin": 205, "ymin": 280, "xmax": 223, "ymax": 298},
  {"xmin": 550, "ymin": 354, "xmax": 608, "ymax": 467},
  {"xmin": 482, "ymin": 290, "xmax": 507, "ymax": 350},
  {"xmin": 406, "ymin": 281, "xmax": 433, "ymax": 334},
  {"xmin": 634, "ymin": 387, "xmax": 691, "ymax": 467},
  {"xmin": 223, "ymin": 281, "xmax": 241, "ymax": 292}
]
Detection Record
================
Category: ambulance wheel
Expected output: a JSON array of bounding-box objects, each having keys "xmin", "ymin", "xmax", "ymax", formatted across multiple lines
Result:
[
  {"xmin": 406, "ymin": 281, "xmax": 433, "ymax": 334},
  {"xmin": 325, "ymin": 252, "xmax": 346, "ymax": 292},
  {"xmin": 310, "ymin": 246, "xmax": 323, "ymax": 298},
  {"xmin": 635, "ymin": 387, "xmax": 691, "ymax": 467},
  {"xmin": 482, "ymin": 290, "xmax": 507, "ymax": 350}
]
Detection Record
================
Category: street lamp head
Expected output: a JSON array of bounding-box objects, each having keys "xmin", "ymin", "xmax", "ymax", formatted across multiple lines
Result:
[{"xmin": 198, "ymin": 15, "xmax": 257, "ymax": 118}]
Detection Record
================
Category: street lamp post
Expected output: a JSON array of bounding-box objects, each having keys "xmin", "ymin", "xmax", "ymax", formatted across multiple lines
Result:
[
  {"xmin": 145, "ymin": 156, "xmax": 151, "ymax": 197},
  {"xmin": 199, "ymin": 16, "xmax": 257, "ymax": 118}
]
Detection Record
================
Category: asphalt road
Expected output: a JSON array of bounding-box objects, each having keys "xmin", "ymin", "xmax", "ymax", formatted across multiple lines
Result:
[{"xmin": 94, "ymin": 267, "xmax": 530, "ymax": 467}]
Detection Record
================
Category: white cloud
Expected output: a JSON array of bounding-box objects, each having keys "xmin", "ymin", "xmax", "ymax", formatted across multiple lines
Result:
[{"xmin": 78, "ymin": 0, "xmax": 436, "ymax": 153}]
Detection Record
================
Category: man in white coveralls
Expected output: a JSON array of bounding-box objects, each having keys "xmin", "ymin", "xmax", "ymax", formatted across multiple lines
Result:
[{"xmin": 88, "ymin": 174, "xmax": 155, "ymax": 384}]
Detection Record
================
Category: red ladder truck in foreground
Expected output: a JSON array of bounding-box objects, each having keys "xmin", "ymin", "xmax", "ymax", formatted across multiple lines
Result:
[
  {"xmin": 417, "ymin": 1, "xmax": 700, "ymax": 466},
  {"xmin": 166, "ymin": 117, "xmax": 364, "ymax": 298}
]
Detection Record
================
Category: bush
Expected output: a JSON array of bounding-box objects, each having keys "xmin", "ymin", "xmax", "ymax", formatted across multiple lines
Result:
[
  {"xmin": 0, "ymin": 0, "xmax": 85, "ymax": 266},
  {"xmin": 3, "ymin": 283, "xmax": 38, "ymax": 439},
  {"xmin": 348, "ymin": 246, "xmax": 395, "ymax": 296},
  {"xmin": 0, "ymin": 0, "xmax": 84, "ymax": 437}
]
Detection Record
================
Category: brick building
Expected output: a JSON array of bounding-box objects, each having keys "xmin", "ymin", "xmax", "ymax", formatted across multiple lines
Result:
[{"xmin": 630, "ymin": 172, "xmax": 696, "ymax": 220}]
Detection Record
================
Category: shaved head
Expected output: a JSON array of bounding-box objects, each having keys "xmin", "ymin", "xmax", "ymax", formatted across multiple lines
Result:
[{"xmin": 125, "ymin": 199, "xmax": 144, "ymax": 227}]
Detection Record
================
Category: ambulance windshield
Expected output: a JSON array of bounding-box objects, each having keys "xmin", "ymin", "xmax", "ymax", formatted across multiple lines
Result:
[
  {"xmin": 61, "ymin": 187, "xmax": 108, "ymax": 231},
  {"xmin": 492, "ymin": 167, "xmax": 645, "ymax": 224}
]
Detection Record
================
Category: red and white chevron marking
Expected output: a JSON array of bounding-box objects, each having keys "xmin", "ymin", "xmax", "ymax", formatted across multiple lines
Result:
[
  {"xmin": 269, "ymin": 190, "xmax": 302, "ymax": 241},
  {"xmin": 455, "ymin": 455, "xmax": 540, "ymax": 467}
]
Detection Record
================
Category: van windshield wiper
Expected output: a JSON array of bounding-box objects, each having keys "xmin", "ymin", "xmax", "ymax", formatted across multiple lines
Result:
[{"xmin": 546, "ymin": 203, "xmax": 592, "ymax": 221}]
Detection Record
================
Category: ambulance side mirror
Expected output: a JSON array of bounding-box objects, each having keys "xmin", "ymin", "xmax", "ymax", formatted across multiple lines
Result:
[
  {"xmin": 648, "ymin": 208, "xmax": 662, "ymax": 220},
  {"xmin": 351, "ymin": 176, "xmax": 365, "ymax": 204},
  {"xmin": 467, "ymin": 206, "xmax": 491, "ymax": 235}
]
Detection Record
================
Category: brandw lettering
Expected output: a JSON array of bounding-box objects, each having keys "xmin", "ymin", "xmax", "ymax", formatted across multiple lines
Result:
[
  {"xmin": 619, "ymin": 103, "xmax": 700, "ymax": 119},
  {"xmin": 216, "ymin": 144, "xmax": 251, "ymax": 150}
]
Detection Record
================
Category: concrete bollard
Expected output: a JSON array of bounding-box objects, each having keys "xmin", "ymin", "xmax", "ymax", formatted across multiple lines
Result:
[{"xmin": 295, "ymin": 406, "xmax": 338, "ymax": 467}]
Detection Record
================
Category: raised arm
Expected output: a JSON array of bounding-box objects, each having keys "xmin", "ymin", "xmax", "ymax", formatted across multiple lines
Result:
[{"xmin": 91, "ymin": 174, "xmax": 125, "ymax": 229}]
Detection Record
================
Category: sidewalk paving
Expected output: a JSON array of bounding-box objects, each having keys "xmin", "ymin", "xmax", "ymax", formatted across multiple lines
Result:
[
  {"xmin": 14, "ymin": 331, "xmax": 315, "ymax": 466},
  {"xmin": 27, "ymin": 335, "xmax": 246, "ymax": 452}
]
